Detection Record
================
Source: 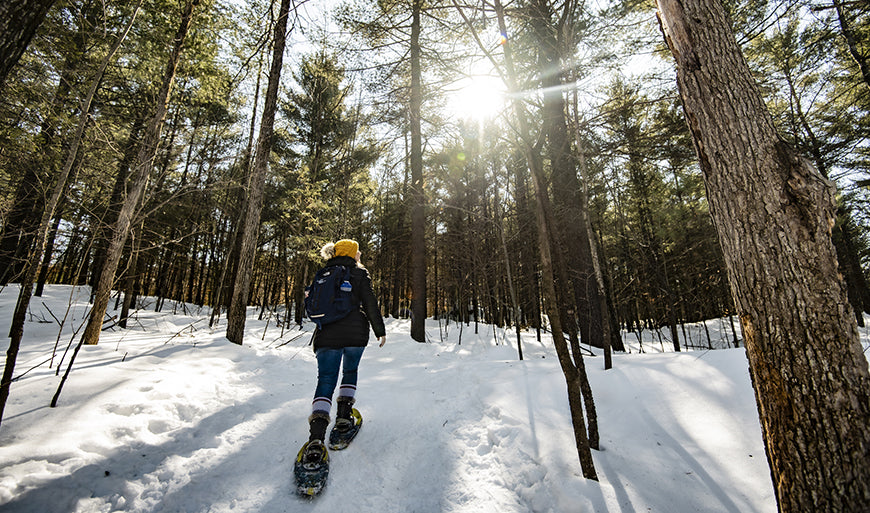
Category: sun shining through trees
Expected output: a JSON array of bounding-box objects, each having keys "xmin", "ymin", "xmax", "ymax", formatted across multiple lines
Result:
[
  {"xmin": 2, "ymin": 0, "xmax": 869, "ymax": 508},
  {"xmin": 446, "ymin": 73, "xmax": 507, "ymax": 122}
]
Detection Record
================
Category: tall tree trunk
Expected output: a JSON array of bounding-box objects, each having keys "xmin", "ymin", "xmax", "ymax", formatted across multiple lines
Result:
[
  {"xmin": 409, "ymin": 0, "xmax": 427, "ymax": 342},
  {"xmin": 34, "ymin": 141, "xmax": 86, "ymax": 297},
  {"xmin": 119, "ymin": 222, "xmax": 143, "ymax": 329},
  {"xmin": 81, "ymin": 0, "xmax": 197, "ymax": 346},
  {"xmin": 91, "ymin": 113, "xmax": 147, "ymax": 294},
  {"xmin": 213, "ymin": 55, "xmax": 261, "ymax": 326},
  {"xmin": 486, "ymin": 0, "xmax": 597, "ymax": 480},
  {"xmin": 494, "ymin": 186, "xmax": 523, "ymax": 359},
  {"xmin": 0, "ymin": 1, "xmax": 142, "ymax": 423},
  {"xmin": 226, "ymin": 0, "xmax": 291, "ymax": 344},
  {"xmin": 656, "ymin": 0, "xmax": 870, "ymax": 510},
  {"xmin": 570, "ymin": 97, "xmax": 619, "ymax": 364},
  {"xmin": 34, "ymin": 194, "xmax": 65, "ymax": 296},
  {"xmin": 280, "ymin": 232, "xmax": 290, "ymax": 329},
  {"xmin": 833, "ymin": 210, "xmax": 870, "ymax": 324},
  {"xmin": 58, "ymin": 225, "xmax": 82, "ymax": 284},
  {"xmin": 509, "ymin": 152, "xmax": 541, "ymax": 334},
  {"xmin": 0, "ymin": 0, "xmax": 57, "ymax": 92},
  {"xmin": 293, "ymin": 263, "xmax": 308, "ymax": 326},
  {"xmin": 521, "ymin": 0, "xmax": 601, "ymax": 451},
  {"xmin": 529, "ymin": 0, "xmax": 605, "ymax": 351},
  {"xmin": 832, "ymin": 0, "xmax": 870, "ymax": 93}
]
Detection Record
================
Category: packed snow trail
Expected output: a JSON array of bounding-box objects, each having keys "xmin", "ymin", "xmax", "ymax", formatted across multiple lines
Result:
[{"xmin": 0, "ymin": 285, "xmax": 838, "ymax": 512}]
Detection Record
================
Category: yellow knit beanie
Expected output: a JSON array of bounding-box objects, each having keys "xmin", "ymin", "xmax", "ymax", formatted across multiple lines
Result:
[{"xmin": 333, "ymin": 239, "xmax": 359, "ymax": 258}]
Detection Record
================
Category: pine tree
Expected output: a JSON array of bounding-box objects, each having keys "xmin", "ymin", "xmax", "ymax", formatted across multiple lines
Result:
[
  {"xmin": 226, "ymin": 0, "xmax": 291, "ymax": 344},
  {"xmin": 82, "ymin": 0, "xmax": 201, "ymax": 345},
  {"xmin": 338, "ymin": 0, "xmax": 438, "ymax": 342}
]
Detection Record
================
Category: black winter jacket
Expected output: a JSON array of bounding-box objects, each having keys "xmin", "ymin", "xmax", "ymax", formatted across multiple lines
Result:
[{"xmin": 311, "ymin": 256, "xmax": 386, "ymax": 351}]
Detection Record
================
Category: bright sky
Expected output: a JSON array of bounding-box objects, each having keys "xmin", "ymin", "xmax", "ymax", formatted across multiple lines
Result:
[{"xmin": 446, "ymin": 72, "xmax": 508, "ymax": 122}]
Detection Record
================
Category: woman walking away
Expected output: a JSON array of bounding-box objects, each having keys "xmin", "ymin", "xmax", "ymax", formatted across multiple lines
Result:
[{"xmin": 295, "ymin": 239, "xmax": 386, "ymax": 495}]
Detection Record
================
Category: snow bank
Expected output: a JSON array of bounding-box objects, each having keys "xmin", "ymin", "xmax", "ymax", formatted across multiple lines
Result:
[{"xmin": 2, "ymin": 285, "xmax": 864, "ymax": 512}]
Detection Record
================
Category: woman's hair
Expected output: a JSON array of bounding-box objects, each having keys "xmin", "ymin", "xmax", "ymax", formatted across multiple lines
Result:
[{"xmin": 320, "ymin": 242, "xmax": 336, "ymax": 260}]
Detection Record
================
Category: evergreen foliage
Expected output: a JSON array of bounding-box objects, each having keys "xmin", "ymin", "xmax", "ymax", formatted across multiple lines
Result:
[
  {"xmin": 2, "ymin": 0, "xmax": 870, "ymax": 505},
  {"xmin": 1, "ymin": 0, "xmax": 866, "ymax": 338}
]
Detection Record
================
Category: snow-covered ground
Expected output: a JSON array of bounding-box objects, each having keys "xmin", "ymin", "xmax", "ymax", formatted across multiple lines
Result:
[{"xmin": 0, "ymin": 285, "xmax": 867, "ymax": 512}]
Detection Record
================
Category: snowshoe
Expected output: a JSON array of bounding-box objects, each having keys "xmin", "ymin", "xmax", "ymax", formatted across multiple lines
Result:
[
  {"xmin": 294, "ymin": 440, "xmax": 329, "ymax": 497},
  {"xmin": 328, "ymin": 408, "xmax": 363, "ymax": 450}
]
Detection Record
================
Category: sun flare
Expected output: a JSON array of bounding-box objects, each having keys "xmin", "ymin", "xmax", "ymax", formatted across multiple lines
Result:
[{"xmin": 447, "ymin": 74, "xmax": 507, "ymax": 122}]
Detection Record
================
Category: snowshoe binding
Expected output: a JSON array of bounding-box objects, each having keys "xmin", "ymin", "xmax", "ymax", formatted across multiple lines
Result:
[
  {"xmin": 294, "ymin": 440, "xmax": 329, "ymax": 498},
  {"xmin": 328, "ymin": 408, "xmax": 363, "ymax": 450}
]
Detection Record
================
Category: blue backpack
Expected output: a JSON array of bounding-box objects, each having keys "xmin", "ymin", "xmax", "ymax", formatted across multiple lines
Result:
[{"xmin": 304, "ymin": 265, "xmax": 356, "ymax": 328}]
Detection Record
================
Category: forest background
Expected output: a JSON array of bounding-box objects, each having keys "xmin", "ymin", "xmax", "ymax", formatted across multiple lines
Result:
[
  {"xmin": 0, "ymin": 0, "xmax": 869, "ymax": 508},
  {"xmin": 2, "ymin": 0, "xmax": 868, "ymax": 349}
]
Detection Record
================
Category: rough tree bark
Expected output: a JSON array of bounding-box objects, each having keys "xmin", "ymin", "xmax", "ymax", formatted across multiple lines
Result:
[
  {"xmin": 226, "ymin": 0, "xmax": 291, "ymax": 344},
  {"xmin": 656, "ymin": 0, "xmax": 870, "ymax": 510}
]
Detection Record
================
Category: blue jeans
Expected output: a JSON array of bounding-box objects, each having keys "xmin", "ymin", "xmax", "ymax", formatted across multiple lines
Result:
[{"xmin": 312, "ymin": 346, "xmax": 365, "ymax": 414}]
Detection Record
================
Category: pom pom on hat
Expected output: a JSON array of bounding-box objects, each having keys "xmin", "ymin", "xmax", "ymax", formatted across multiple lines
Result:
[{"xmin": 333, "ymin": 239, "xmax": 359, "ymax": 258}]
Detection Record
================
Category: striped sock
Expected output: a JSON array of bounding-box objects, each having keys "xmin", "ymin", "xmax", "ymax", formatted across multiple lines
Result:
[
  {"xmin": 338, "ymin": 384, "xmax": 356, "ymax": 401},
  {"xmin": 312, "ymin": 397, "xmax": 332, "ymax": 414}
]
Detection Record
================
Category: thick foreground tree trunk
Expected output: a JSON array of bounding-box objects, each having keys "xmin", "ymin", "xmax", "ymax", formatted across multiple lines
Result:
[
  {"xmin": 656, "ymin": 0, "xmax": 870, "ymax": 510},
  {"xmin": 225, "ymin": 0, "xmax": 291, "ymax": 344}
]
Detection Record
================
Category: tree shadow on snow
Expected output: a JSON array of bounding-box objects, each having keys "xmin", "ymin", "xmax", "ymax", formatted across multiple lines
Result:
[
  {"xmin": 595, "ymin": 404, "xmax": 748, "ymax": 513},
  {"xmin": 2, "ymin": 391, "xmax": 310, "ymax": 513}
]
